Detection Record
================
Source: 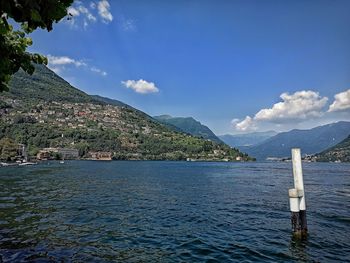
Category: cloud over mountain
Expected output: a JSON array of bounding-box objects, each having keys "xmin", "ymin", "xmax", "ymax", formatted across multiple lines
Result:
[
  {"xmin": 254, "ymin": 91, "xmax": 328, "ymax": 122},
  {"xmin": 233, "ymin": 90, "xmax": 329, "ymax": 132},
  {"xmin": 328, "ymin": 89, "xmax": 350, "ymax": 112},
  {"xmin": 232, "ymin": 116, "xmax": 256, "ymax": 132}
]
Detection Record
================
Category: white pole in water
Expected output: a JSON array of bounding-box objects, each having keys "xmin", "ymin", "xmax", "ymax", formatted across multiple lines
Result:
[{"xmin": 289, "ymin": 148, "xmax": 307, "ymax": 236}]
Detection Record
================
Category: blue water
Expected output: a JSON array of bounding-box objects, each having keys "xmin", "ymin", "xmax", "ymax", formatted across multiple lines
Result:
[{"xmin": 0, "ymin": 161, "xmax": 349, "ymax": 262}]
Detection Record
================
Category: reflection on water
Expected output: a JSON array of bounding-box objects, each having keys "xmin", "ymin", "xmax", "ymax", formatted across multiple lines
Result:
[
  {"xmin": 0, "ymin": 161, "xmax": 349, "ymax": 262},
  {"xmin": 289, "ymin": 236, "xmax": 310, "ymax": 262}
]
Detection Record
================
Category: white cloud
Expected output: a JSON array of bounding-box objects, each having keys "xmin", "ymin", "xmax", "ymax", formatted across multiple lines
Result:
[
  {"xmin": 98, "ymin": 0, "xmax": 113, "ymax": 23},
  {"xmin": 77, "ymin": 5, "xmax": 96, "ymax": 22},
  {"xmin": 87, "ymin": 13, "xmax": 97, "ymax": 22},
  {"xmin": 77, "ymin": 5, "xmax": 88, "ymax": 14},
  {"xmin": 47, "ymin": 55, "xmax": 107, "ymax": 77},
  {"xmin": 90, "ymin": 67, "xmax": 107, "ymax": 76},
  {"xmin": 231, "ymin": 118, "xmax": 240, "ymax": 124},
  {"xmin": 233, "ymin": 90, "xmax": 328, "ymax": 132},
  {"xmin": 66, "ymin": 1, "xmax": 110, "ymax": 29},
  {"xmin": 234, "ymin": 116, "xmax": 257, "ymax": 132},
  {"xmin": 255, "ymin": 90, "xmax": 328, "ymax": 122},
  {"xmin": 328, "ymin": 89, "xmax": 350, "ymax": 112},
  {"xmin": 90, "ymin": 2, "xmax": 96, "ymax": 9},
  {"xmin": 122, "ymin": 79, "xmax": 159, "ymax": 94},
  {"xmin": 66, "ymin": 1, "xmax": 136, "ymax": 31},
  {"xmin": 47, "ymin": 55, "xmax": 86, "ymax": 67},
  {"xmin": 122, "ymin": 19, "xmax": 136, "ymax": 31}
]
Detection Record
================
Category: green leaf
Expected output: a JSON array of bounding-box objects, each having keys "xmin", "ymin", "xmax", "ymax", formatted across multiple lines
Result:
[{"xmin": 0, "ymin": 0, "xmax": 74, "ymax": 92}]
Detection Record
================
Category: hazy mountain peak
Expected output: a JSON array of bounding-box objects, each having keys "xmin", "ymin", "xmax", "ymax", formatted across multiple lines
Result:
[
  {"xmin": 219, "ymin": 131, "xmax": 278, "ymax": 147},
  {"xmin": 153, "ymin": 115, "xmax": 223, "ymax": 144}
]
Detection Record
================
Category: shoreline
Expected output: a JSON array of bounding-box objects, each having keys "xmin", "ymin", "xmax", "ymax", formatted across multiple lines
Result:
[
  {"xmin": 0, "ymin": 158, "xmax": 254, "ymax": 167},
  {"xmin": 1, "ymin": 159, "xmax": 348, "ymax": 168}
]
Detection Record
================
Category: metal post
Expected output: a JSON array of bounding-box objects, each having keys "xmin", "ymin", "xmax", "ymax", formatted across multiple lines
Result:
[{"xmin": 289, "ymin": 148, "xmax": 307, "ymax": 237}]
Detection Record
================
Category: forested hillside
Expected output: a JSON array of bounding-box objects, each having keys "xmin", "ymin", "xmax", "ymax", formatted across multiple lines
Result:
[
  {"xmin": 154, "ymin": 115, "xmax": 223, "ymax": 144},
  {"xmin": 316, "ymin": 135, "xmax": 350, "ymax": 162}
]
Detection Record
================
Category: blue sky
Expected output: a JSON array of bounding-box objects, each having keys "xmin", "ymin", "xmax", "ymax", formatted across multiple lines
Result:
[{"xmin": 27, "ymin": 0, "xmax": 350, "ymax": 134}]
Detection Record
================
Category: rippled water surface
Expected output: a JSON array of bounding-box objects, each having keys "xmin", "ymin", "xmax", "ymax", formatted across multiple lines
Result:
[{"xmin": 0, "ymin": 161, "xmax": 349, "ymax": 262}]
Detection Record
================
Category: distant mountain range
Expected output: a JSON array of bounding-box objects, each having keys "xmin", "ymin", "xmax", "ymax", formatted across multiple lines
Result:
[
  {"xmin": 153, "ymin": 115, "xmax": 223, "ymax": 144},
  {"xmin": 241, "ymin": 121, "xmax": 350, "ymax": 160},
  {"xmin": 0, "ymin": 64, "xmax": 252, "ymax": 161},
  {"xmin": 219, "ymin": 131, "xmax": 277, "ymax": 147},
  {"xmin": 316, "ymin": 135, "xmax": 350, "ymax": 162}
]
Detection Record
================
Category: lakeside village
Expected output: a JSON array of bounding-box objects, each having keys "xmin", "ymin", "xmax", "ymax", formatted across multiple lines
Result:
[
  {"xmin": 0, "ymin": 142, "xmax": 245, "ymax": 167},
  {"xmin": 0, "ymin": 142, "xmax": 114, "ymax": 167},
  {"xmin": 0, "ymin": 141, "xmax": 322, "ymax": 167},
  {"xmin": 0, "ymin": 98, "xmax": 246, "ymax": 166},
  {"xmin": 0, "ymin": 99, "xmax": 123, "ymax": 166},
  {"xmin": 0, "ymin": 98, "xmax": 126, "ymax": 165}
]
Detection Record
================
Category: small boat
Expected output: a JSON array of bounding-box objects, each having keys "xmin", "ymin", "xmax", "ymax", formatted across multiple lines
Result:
[
  {"xmin": 60, "ymin": 160, "xmax": 65, "ymax": 164},
  {"xmin": 18, "ymin": 162, "xmax": 37, "ymax": 166}
]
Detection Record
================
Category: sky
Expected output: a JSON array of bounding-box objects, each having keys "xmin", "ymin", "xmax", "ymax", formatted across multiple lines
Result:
[{"xmin": 27, "ymin": 0, "xmax": 350, "ymax": 135}]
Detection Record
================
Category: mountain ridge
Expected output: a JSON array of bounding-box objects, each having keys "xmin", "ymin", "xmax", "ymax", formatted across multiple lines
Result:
[
  {"xmin": 219, "ymin": 131, "xmax": 277, "ymax": 147},
  {"xmin": 7, "ymin": 64, "xmax": 95, "ymax": 103},
  {"xmin": 241, "ymin": 121, "xmax": 350, "ymax": 160},
  {"xmin": 153, "ymin": 115, "xmax": 223, "ymax": 144}
]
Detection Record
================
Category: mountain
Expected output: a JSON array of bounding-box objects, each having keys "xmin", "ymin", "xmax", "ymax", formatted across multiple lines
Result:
[
  {"xmin": 316, "ymin": 135, "xmax": 350, "ymax": 162},
  {"xmin": 0, "ymin": 64, "xmax": 253, "ymax": 161},
  {"xmin": 242, "ymin": 122, "xmax": 350, "ymax": 160},
  {"xmin": 219, "ymin": 131, "xmax": 277, "ymax": 147},
  {"xmin": 90, "ymin": 94, "xmax": 151, "ymax": 119},
  {"xmin": 6, "ymin": 63, "xmax": 95, "ymax": 103},
  {"xmin": 153, "ymin": 115, "xmax": 223, "ymax": 144},
  {"xmin": 91, "ymin": 95, "xmax": 131, "ymax": 109}
]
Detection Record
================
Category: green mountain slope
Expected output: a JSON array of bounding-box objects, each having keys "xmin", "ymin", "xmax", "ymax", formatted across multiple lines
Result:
[
  {"xmin": 0, "ymin": 65, "xmax": 253, "ymax": 161},
  {"xmin": 7, "ymin": 64, "xmax": 94, "ymax": 103},
  {"xmin": 91, "ymin": 95, "xmax": 130, "ymax": 108},
  {"xmin": 90, "ymin": 94, "xmax": 154, "ymax": 121},
  {"xmin": 219, "ymin": 131, "xmax": 277, "ymax": 147},
  {"xmin": 242, "ymin": 122, "xmax": 350, "ymax": 160},
  {"xmin": 316, "ymin": 135, "xmax": 350, "ymax": 162},
  {"xmin": 154, "ymin": 115, "xmax": 223, "ymax": 144}
]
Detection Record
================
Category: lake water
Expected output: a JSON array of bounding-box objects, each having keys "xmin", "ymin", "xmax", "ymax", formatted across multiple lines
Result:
[{"xmin": 0, "ymin": 161, "xmax": 349, "ymax": 262}]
